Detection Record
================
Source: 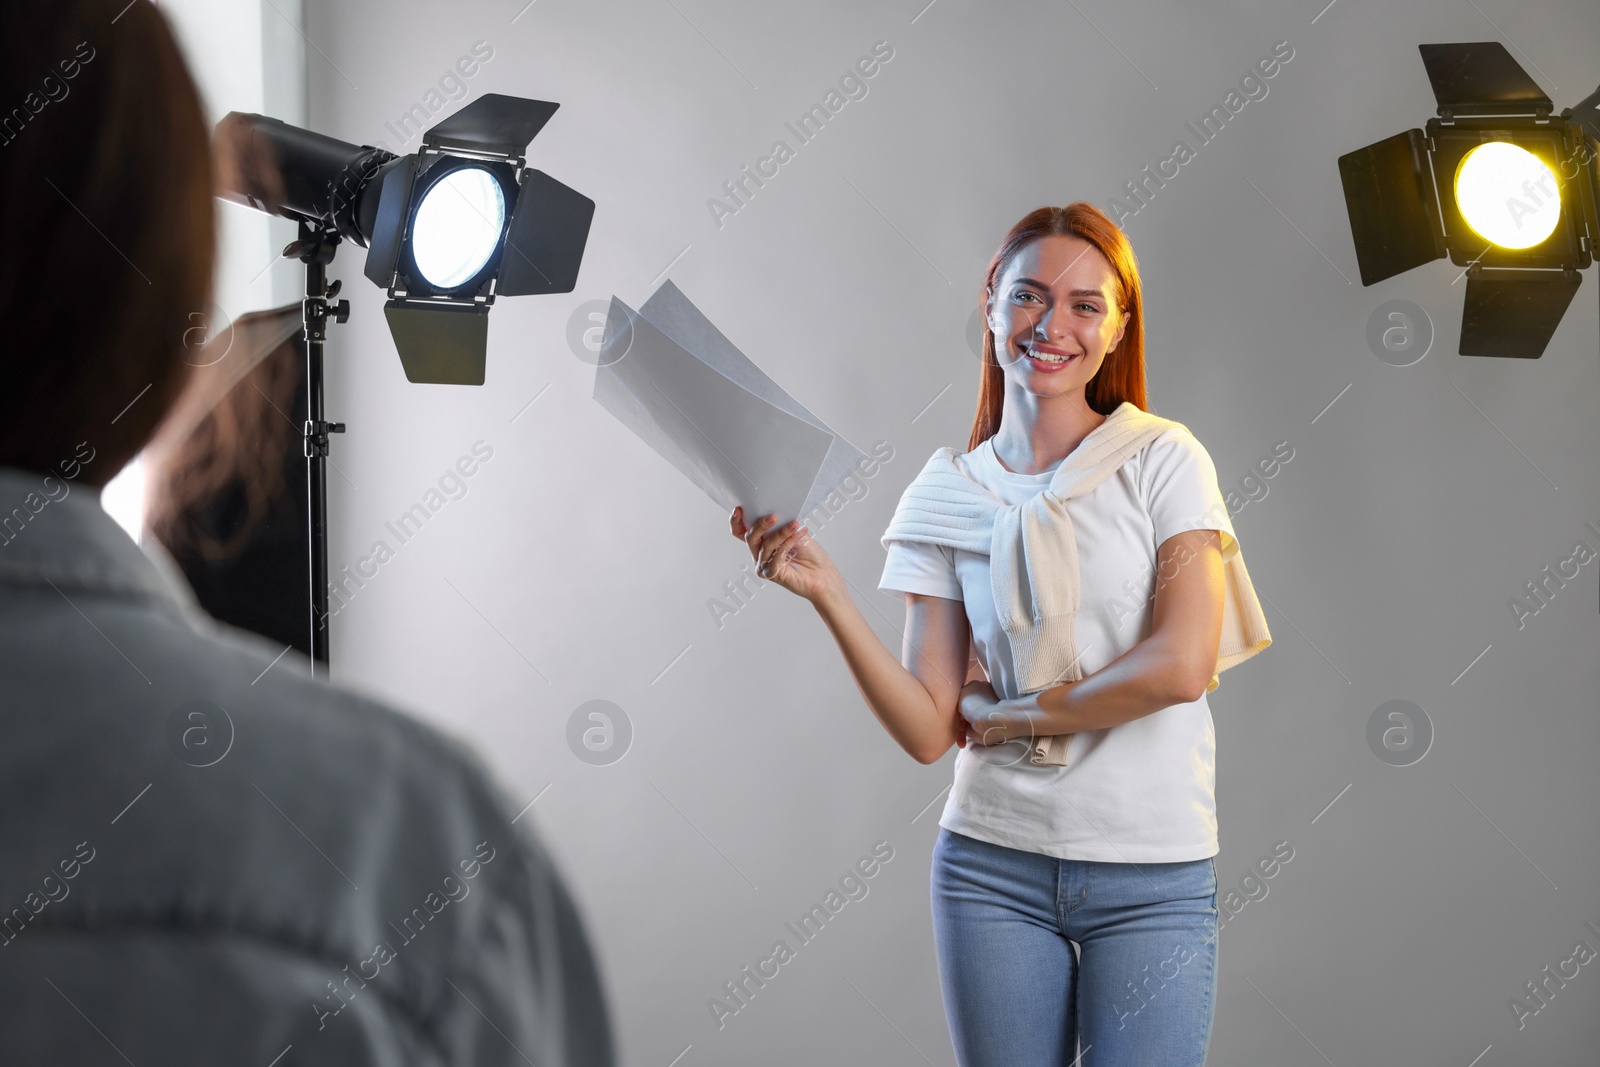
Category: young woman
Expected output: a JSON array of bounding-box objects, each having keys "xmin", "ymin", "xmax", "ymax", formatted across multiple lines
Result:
[{"xmin": 730, "ymin": 202, "xmax": 1269, "ymax": 1065}]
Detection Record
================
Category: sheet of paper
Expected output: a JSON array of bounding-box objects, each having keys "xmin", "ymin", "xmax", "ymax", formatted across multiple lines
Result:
[
  {"xmin": 632, "ymin": 280, "xmax": 870, "ymax": 520},
  {"xmin": 592, "ymin": 281, "xmax": 869, "ymax": 528}
]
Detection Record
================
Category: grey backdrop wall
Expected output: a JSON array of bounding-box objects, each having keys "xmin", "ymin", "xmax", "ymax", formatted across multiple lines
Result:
[{"xmin": 302, "ymin": 1, "xmax": 1600, "ymax": 1063}]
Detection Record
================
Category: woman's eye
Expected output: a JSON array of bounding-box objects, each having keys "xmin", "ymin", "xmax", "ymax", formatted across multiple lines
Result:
[
  {"xmin": 1013, "ymin": 291, "xmax": 1041, "ymax": 303},
  {"xmin": 1077, "ymin": 303, "xmax": 1100, "ymax": 313}
]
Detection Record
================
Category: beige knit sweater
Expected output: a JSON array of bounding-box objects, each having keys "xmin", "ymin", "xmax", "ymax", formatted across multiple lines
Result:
[{"xmin": 881, "ymin": 400, "xmax": 1272, "ymax": 766}]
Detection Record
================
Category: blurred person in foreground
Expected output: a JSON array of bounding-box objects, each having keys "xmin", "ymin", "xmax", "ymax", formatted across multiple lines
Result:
[{"xmin": 0, "ymin": 2, "xmax": 614, "ymax": 1064}]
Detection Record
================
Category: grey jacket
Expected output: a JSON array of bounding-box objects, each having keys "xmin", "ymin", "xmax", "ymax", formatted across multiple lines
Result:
[{"xmin": 0, "ymin": 463, "xmax": 614, "ymax": 1066}]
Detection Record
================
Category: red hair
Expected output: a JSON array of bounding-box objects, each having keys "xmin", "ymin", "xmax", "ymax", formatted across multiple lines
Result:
[{"xmin": 967, "ymin": 202, "xmax": 1148, "ymax": 452}]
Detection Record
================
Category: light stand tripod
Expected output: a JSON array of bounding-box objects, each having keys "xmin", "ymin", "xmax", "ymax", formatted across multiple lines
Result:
[
  {"xmin": 218, "ymin": 98, "xmax": 595, "ymax": 671},
  {"xmin": 286, "ymin": 221, "xmax": 349, "ymax": 675}
]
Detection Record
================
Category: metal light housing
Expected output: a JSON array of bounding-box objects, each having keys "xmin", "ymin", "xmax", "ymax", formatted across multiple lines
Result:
[
  {"xmin": 219, "ymin": 92, "xmax": 595, "ymax": 384},
  {"xmin": 1337, "ymin": 42, "xmax": 1600, "ymax": 358}
]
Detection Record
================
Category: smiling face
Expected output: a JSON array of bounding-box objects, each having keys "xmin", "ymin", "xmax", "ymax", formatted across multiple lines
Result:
[{"xmin": 985, "ymin": 233, "xmax": 1128, "ymax": 401}]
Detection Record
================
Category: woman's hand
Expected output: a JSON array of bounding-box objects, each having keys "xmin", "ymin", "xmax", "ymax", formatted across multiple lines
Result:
[
  {"xmin": 730, "ymin": 507, "xmax": 842, "ymax": 605},
  {"xmin": 958, "ymin": 679, "xmax": 1010, "ymax": 748}
]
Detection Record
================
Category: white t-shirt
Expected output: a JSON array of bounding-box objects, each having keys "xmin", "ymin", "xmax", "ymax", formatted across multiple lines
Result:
[{"xmin": 878, "ymin": 425, "xmax": 1238, "ymax": 862}]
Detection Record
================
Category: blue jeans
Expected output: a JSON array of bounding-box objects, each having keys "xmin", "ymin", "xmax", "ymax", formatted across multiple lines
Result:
[{"xmin": 930, "ymin": 828, "xmax": 1219, "ymax": 1067}]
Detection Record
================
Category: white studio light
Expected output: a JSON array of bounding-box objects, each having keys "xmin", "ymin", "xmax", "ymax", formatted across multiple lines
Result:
[
  {"xmin": 409, "ymin": 166, "xmax": 506, "ymax": 289},
  {"xmin": 1454, "ymin": 141, "xmax": 1562, "ymax": 250}
]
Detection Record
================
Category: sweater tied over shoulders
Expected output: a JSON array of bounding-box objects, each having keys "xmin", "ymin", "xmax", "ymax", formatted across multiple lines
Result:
[{"xmin": 880, "ymin": 400, "xmax": 1272, "ymax": 766}]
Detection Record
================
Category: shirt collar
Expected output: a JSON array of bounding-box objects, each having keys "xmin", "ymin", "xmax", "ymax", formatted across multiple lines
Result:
[{"xmin": 0, "ymin": 464, "xmax": 204, "ymax": 620}]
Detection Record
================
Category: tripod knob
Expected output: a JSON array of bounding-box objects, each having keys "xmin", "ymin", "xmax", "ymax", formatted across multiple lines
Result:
[{"xmin": 333, "ymin": 299, "xmax": 350, "ymax": 324}]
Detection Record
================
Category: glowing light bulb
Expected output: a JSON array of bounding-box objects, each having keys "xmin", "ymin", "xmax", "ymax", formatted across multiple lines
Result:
[
  {"xmin": 1454, "ymin": 141, "xmax": 1561, "ymax": 250},
  {"xmin": 411, "ymin": 167, "xmax": 506, "ymax": 288}
]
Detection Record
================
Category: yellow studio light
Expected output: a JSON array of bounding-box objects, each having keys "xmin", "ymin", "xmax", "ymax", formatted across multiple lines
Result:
[{"xmin": 1454, "ymin": 141, "xmax": 1562, "ymax": 249}]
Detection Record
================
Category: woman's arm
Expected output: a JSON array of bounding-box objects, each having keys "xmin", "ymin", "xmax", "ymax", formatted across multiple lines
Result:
[
  {"xmin": 731, "ymin": 508, "xmax": 968, "ymax": 765},
  {"xmin": 812, "ymin": 583, "xmax": 970, "ymax": 765},
  {"xmin": 968, "ymin": 529, "xmax": 1225, "ymax": 741}
]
